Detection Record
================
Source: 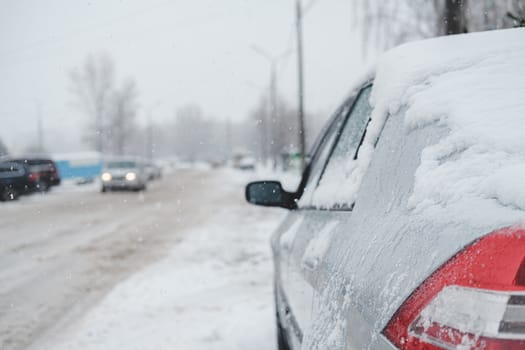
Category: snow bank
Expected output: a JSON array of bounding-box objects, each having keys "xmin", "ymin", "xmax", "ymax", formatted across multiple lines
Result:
[
  {"xmin": 317, "ymin": 28, "xmax": 525, "ymax": 220},
  {"xmin": 46, "ymin": 171, "xmax": 285, "ymax": 350}
]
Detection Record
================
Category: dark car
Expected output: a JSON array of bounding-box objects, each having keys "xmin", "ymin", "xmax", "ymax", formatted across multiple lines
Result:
[
  {"xmin": 246, "ymin": 28, "xmax": 525, "ymax": 350},
  {"xmin": 9, "ymin": 158, "xmax": 61, "ymax": 191},
  {"xmin": 0, "ymin": 161, "xmax": 34, "ymax": 201}
]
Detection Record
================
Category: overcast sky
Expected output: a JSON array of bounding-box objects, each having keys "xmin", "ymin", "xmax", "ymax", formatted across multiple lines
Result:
[{"xmin": 0, "ymin": 0, "xmax": 370, "ymax": 153}]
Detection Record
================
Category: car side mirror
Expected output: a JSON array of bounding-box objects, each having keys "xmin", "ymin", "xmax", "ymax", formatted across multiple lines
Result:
[{"xmin": 245, "ymin": 181, "xmax": 295, "ymax": 209}]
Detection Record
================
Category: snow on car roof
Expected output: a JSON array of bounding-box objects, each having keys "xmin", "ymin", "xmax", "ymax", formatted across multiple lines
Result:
[
  {"xmin": 372, "ymin": 27, "xmax": 525, "ymax": 223},
  {"xmin": 319, "ymin": 28, "xmax": 525, "ymax": 225}
]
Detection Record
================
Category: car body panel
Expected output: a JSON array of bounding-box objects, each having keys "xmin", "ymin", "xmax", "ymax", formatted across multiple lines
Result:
[
  {"xmin": 9, "ymin": 158, "xmax": 61, "ymax": 189},
  {"xmin": 268, "ymin": 28, "xmax": 525, "ymax": 350},
  {"xmin": 295, "ymin": 108, "xmax": 522, "ymax": 349},
  {"xmin": 0, "ymin": 161, "xmax": 34, "ymax": 199}
]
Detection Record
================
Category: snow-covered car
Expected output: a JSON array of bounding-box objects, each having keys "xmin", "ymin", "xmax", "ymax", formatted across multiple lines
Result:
[
  {"xmin": 246, "ymin": 28, "xmax": 525, "ymax": 350},
  {"xmin": 100, "ymin": 158, "xmax": 147, "ymax": 192}
]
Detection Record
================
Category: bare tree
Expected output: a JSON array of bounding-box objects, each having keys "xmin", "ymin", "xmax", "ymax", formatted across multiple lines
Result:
[
  {"xmin": 272, "ymin": 96, "xmax": 301, "ymax": 164},
  {"xmin": 172, "ymin": 104, "xmax": 215, "ymax": 162},
  {"xmin": 107, "ymin": 78, "xmax": 138, "ymax": 155},
  {"xmin": 249, "ymin": 91, "xmax": 310, "ymax": 168},
  {"xmin": 468, "ymin": 0, "xmax": 525, "ymax": 30},
  {"xmin": 69, "ymin": 53, "xmax": 115, "ymax": 153},
  {"xmin": 352, "ymin": 1, "xmax": 440, "ymax": 55},
  {"xmin": 507, "ymin": 10, "xmax": 525, "ymax": 26},
  {"xmin": 353, "ymin": 0, "xmax": 524, "ymax": 54},
  {"xmin": 250, "ymin": 95, "xmax": 270, "ymax": 164},
  {"xmin": 442, "ymin": 0, "xmax": 468, "ymax": 34}
]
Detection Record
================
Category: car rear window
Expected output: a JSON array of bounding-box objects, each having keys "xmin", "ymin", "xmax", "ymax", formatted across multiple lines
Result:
[{"xmin": 30, "ymin": 163, "xmax": 55, "ymax": 172}]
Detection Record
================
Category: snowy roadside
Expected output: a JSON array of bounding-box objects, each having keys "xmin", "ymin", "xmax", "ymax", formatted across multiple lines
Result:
[{"xmin": 39, "ymin": 169, "xmax": 286, "ymax": 350}]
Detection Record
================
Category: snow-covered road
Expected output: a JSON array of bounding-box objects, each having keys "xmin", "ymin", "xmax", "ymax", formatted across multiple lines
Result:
[{"xmin": 0, "ymin": 168, "xmax": 284, "ymax": 350}]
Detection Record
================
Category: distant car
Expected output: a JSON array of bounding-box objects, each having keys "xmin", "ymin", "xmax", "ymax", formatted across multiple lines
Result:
[
  {"xmin": 145, "ymin": 161, "xmax": 162, "ymax": 181},
  {"xmin": 246, "ymin": 28, "xmax": 525, "ymax": 350},
  {"xmin": 238, "ymin": 156, "xmax": 256, "ymax": 171},
  {"xmin": 9, "ymin": 157, "xmax": 61, "ymax": 191},
  {"xmin": 0, "ymin": 161, "xmax": 34, "ymax": 201},
  {"xmin": 232, "ymin": 153, "xmax": 256, "ymax": 171},
  {"xmin": 100, "ymin": 159, "xmax": 147, "ymax": 192}
]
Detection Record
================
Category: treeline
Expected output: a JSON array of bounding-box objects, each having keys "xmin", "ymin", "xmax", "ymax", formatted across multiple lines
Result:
[
  {"xmin": 68, "ymin": 52, "xmax": 322, "ymax": 165},
  {"xmin": 122, "ymin": 100, "xmax": 322, "ymax": 165},
  {"xmin": 67, "ymin": 1, "xmax": 525, "ymax": 164},
  {"xmin": 353, "ymin": 0, "xmax": 525, "ymax": 53},
  {"xmin": 69, "ymin": 53, "xmax": 139, "ymax": 156}
]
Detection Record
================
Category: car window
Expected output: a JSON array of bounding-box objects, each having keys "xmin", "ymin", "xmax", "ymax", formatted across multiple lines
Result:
[
  {"xmin": 30, "ymin": 164, "xmax": 54, "ymax": 172},
  {"xmin": 297, "ymin": 98, "xmax": 353, "ymax": 208},
  {"xmin": 0, "ymin": 163, "xmax": 24, "ymax": 178},
  {"xmin": 311, "ymin": 85, "xmax": 373, "ymax": 210}
]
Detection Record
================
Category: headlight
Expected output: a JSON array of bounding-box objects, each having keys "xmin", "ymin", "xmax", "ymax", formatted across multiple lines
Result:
[
  {"xmin": 125, "ymin": 172, "xmax": 137, "ymax": 181},
  {"xmin": 101, "ymin": 172, "xmax": 112, "ymax": 181}
]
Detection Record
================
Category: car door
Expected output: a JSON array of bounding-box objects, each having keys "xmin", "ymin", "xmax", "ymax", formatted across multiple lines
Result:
[
  {"xmin": 278, "ymin": 84, "xmax": 373, "ymax": 349},
  {"xmin": 274, "ymin": 99, "xmax": 348, "ymax": 349}
]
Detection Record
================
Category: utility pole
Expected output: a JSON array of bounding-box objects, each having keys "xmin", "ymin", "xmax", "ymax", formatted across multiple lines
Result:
[
  {"xmin": 36, "ymin": 101, "xmax": 44, "ymax": 153},
  {"xmin": 295, "ymin": 0, "xmax": 306, "ymax": 172}
]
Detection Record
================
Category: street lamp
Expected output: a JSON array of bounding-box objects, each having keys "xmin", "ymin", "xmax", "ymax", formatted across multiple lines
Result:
[{"xmin": 251, "ymin": 45, "xmax": 292, "ymax": 167}]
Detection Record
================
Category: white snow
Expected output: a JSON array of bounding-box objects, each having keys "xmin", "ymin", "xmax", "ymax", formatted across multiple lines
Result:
[
  {"xmin": 41, "ymin": 170, "xmax": 285, "ymax": 350},
  {"xmin": 383, "ymin": 28, "xmax": 525, "ymax": 222},
  {"xmin": 314, "ymin": 28, "xmax": 525, "ymax": 223},
  {"xmin": 301, "ymin": 220, "xmax": 338, "ymax": 271},
  {"xmin": 279, "ymin": 216, "xmax": 303, "ymax": 251}
]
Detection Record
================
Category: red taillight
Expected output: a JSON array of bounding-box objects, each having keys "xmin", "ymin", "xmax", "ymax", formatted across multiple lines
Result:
[
  {"xmin": 384, "ymin": 227, "xmax": 525, "ymax": 350},
  {"xmin": 28, "ymin": 173, "xmax": 39, "ymax": 182}
]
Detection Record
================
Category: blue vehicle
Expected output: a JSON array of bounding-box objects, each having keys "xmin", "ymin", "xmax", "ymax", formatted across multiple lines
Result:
[{"xmin": 54, "ymin": 152, "xmax": 103, "ymax": 183}]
